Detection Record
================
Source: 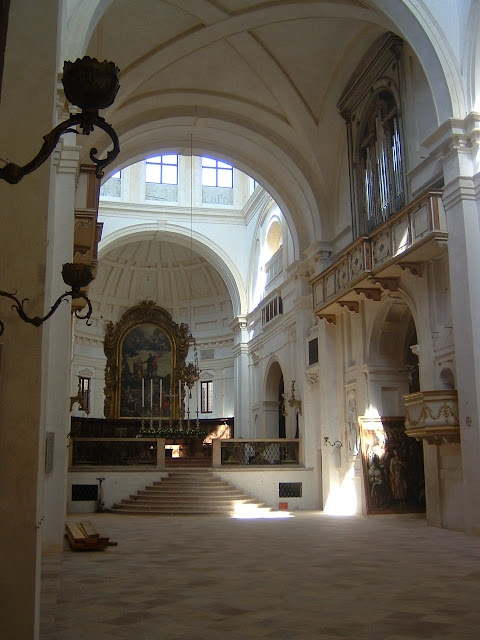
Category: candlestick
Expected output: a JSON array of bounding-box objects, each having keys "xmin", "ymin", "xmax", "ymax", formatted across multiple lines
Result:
[
  {"xmin": 179, "ymin": 379, "xmax": 183, "ymax": 431},
  {"xmin": 141, "ymin": 377, "xmax": 145, "ymax": 407},
  {"xmin": 159, "ymin": 379, "xmax": 163, "ymax": 417},
  {"xmin": 158, "ymin": 378, "xmax": 162, "ymax": 429},
  {"xmin": 150, "ymin": 378, "xmax": 153, "ymax": 414}
]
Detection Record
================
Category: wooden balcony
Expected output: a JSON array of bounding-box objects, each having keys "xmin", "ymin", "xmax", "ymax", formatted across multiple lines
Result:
[{"xmin": 311, "ymin": 190, "xmax": 447, "ymax": 321}]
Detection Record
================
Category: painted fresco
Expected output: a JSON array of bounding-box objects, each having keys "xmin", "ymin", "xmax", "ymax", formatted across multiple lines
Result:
[{"xmin": 360, "ymin": 417, "xmax": 425, "ymax": 514}]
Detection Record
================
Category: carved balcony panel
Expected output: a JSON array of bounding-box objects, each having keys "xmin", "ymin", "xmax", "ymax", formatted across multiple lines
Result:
[
  {"xmin": 311, "ymin": 190, "xmax": 447, "ymax": 319},
  {"xmin": 404, "ymin": 390, "xmax": 460, "ymax": 445}
]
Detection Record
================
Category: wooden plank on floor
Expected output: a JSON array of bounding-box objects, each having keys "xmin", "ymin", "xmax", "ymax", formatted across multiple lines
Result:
[
  {"xmin": 66, "ymin": 522, "xmax": 87, "ymax": 544},
  {"xmin": 66, "ymin": 521, "xmax": 111, "ymax": 550},
  {"xmin": 79, "ymin": 521, "xmax": 100, "ymax": 539}
]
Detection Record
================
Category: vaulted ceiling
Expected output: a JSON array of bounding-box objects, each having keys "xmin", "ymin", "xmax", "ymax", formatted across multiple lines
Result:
[
  {"xmin": 91, "ymin": 238, "xmax": 232, "ymax": 316},
  {"xmin": 71, "ymin": 0, "xmax": 402, "ymax": 252}
]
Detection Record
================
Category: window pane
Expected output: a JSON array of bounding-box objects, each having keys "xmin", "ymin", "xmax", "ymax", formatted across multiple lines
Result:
[
  {"xmin": 218, "ymin": 169, "xmax": 233, "ymax": 188},
  {"xmin": 217, "ymin": 161, "xmax": 232, "ymax": 169},
  {"xmin": 202, "ymin": 157, "xmax": 216, "ymax": 167},
  {"xmin": 111, "ymin": 170, "xmax": 121, "ymax": 179},
  {"xmin": 202, "ymin": 167, "xmax": 217, "ymax": 186},
  {"xmin": 162, "ymin": 165, "xmax": 178, "ymax": 185},
  {"xmin": 201, "ymin": 381, "xmax": 213, "ymax": 413},
  {"xmin": 148, "ymin": 156, "xmax": 163, "ymax": 164},
  {"xmin": 146, "ymin": 164, "xmax": 161, "ymax": 183},
  {"xmin": 162, "ymin": 154, "xmax": 178, "ymax": 165}
]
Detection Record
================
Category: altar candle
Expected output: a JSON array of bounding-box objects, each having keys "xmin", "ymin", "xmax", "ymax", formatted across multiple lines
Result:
[
  {"xmin": 150, "ymin": 378, "xmax": 153, "ymax": 412},
  {"xmin": 179, "ymin": 380, "xmax": 182, "ymax": 406},
  {"xmin": 159, "ymin": 379, "xmax": 163, "ymax": 417},
  {"xmin": 141, "ymin": 378, "xmax": 145, "ymax": 407}
]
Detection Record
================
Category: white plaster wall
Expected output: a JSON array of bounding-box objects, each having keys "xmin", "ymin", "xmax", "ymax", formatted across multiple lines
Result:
[
  {"xmin": 439, "ymin": 443, "xmax": 465, "ymax": 531},
  {"xmin": 68, "ymin": 471, "xmax": 169, "ymax": 512},
  {"xmin": 217, "ymin": 468, "xmax": 316, "ymax": 510}
]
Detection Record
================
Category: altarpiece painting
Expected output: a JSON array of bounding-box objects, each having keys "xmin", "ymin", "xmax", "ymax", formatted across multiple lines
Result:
[{"xmin": 104, "ymin": 301, "xmax": 190, "ymax": 419}]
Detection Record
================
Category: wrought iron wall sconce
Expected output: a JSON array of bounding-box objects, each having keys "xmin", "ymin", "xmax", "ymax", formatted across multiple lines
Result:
[
  {"xmin": 287, "ymin": 380, "xmax": 302, "ymax": 415},
  {"xmin": 0, "ymin": 56, "xmax": 120, "ymax": 184},
  {"xmin": 0, "ymin": 262, "xmax": 94, "ymax": 336},
  {"xmin": 324, "ymin": 436, "xmax": 342, "ymax": 468},
  {"xmin": 324, "ymin": 436, "xmax": 342, "ymax": 448}
]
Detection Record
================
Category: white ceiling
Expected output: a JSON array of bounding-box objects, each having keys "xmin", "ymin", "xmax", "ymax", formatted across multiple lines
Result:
[
  {"xmin": 74, "ymin": 0, "xmax": 396, "ymax": 251},
  {"xmin": 91, "ymin": 239, "xmax": 231, "ymax": 311}
]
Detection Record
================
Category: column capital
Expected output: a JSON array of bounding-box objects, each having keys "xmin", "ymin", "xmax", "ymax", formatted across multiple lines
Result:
[
  {"xmin": 228, "ymin": 315, "xmax": 248, "ymax": 334},
  {"xmin": 421, "ymin": 113, "xmax": 480, "ymax": 181}
]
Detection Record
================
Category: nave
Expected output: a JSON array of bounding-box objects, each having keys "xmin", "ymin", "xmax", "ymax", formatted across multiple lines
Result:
[{"xmin": 41, "ymin": 512, "xmax": 480, "ymax": 640}]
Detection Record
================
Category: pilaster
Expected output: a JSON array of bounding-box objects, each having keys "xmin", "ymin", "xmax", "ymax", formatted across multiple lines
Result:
[
  {"xmin": 423, "ymin": 113, "xmax": 480, "ymax": 534},
  {"xmin": 42, "ymin": 140, "xmax": 81, "ymax": 552},
  {"xmin": 229, "ymin": 315, "xmax": 250, "ymax": 437}
]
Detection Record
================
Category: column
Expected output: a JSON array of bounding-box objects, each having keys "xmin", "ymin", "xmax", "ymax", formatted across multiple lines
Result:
[
  {"xmin": 0, "ymin": 1, "xmax": 61, "ymax": 637},
  {"xmin": 42, "ymin": 141, "xmax": 81, "ymax": 552},
  {"xmin": 425, "ymin": 115, "xmax": 480, "ymax": 534},
  {"xmin": 229, "ymin": 315, "xmax": 250, "ymax": 437}
]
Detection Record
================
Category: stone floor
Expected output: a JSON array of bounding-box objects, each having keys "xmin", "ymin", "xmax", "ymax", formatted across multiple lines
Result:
[{"xmin": 40, "ymin": 511, "xmax": 480, "ymax": 640}]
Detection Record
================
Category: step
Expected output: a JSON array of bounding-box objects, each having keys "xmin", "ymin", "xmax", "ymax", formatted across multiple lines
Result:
[
  {"xmin": 122, "ymin": 498, "xmax": 262, "ymax": 507},
  {"xmin": 109, "ymin": 471, "xmax": 269, "ymax": 517}
]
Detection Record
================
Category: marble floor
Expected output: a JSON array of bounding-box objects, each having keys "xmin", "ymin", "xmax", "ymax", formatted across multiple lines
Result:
[{"xmin": 40, "ymin": 511, "xmax": 480, "ymax": 640}]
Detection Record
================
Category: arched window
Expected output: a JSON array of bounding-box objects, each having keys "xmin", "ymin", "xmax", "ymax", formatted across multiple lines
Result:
[
  {"xmin": 265, "ymin": 219, "xmax": 282, "ymax": 256},
  {"xmin": 357, "ymin": 90, "xmax": 404, "ymax": 234}
]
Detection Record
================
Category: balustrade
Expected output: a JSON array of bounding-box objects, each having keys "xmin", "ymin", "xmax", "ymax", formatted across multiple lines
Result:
[
  {"xmin": 213, "ymin": 439, "xmax": 301, "ymax": 467},
  {"xmin": 312, "ymin": 190, "xmax": 447, "ymax": 319}
]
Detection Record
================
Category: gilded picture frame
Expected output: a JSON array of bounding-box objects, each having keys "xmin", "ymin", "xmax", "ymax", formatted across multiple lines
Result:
[{"xmin": 104, "ymin": 301, "xmax": 190, "ymax": 419}]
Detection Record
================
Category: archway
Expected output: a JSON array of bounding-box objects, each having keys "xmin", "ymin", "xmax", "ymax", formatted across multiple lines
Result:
[
  {"xmin": 264, "ymin": 360, "xmax": 285, "ymax": 439},
  {"xmin": 361, "ymin": 300, "xmax": 425, "ymax": 514}
]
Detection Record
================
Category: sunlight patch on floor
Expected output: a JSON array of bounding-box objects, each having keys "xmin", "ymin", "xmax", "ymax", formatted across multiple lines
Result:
[{"xmin": 232, "ymin": 502, "xmax": 293, "ymax": 519}]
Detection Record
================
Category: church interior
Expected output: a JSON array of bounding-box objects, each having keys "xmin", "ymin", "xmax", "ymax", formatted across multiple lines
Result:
[{"xmin": 2, "ymin": 1, "xmax": 480, "ymax": 638}]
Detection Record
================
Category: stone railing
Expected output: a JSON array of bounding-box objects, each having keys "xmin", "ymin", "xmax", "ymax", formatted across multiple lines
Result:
[
  {"xmin": 213, "ymin": 439, "xmax": 302, "ymax": 467},
  {"xmin": 312, "ymin": 190, "xmax": 446, "ymax": 317},
  {"xmin": 69, "ymin": 438, "xmax": 166, "ymax": 468},
  {"xmin": 404, "ymin": 390, "xmax": 460, "ymax": 445},
  {"xmin": 265, "ymin": 246, "xmax": 283, "ymax": 283}
]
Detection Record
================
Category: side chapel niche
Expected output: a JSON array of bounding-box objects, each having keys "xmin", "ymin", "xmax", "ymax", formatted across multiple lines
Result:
[{"xmin": 104, "ymin": 302, "xmax": 190, "ymax": 419}]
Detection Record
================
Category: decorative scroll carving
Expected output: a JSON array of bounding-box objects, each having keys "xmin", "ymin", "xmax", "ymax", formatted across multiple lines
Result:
[
  {"xmin": 403, "ymin": 390, "xmax": 460, "ymax": 445},
  {"xmin": 353, "ymin": 288, "xmax": 382, "ymax": 301},
  {"xmin": 369, "ymin": 277, "xmax": 399, "ymax": 292},
  {"xmin": 398, "ymin": 262, "xmax": 424, "ymax": 277},
  {"xmin": 346, "ymin": 390, "xmax": 359, "ymax": 455},
  {"xmin": 337, "ymin": 300, "xmax": 359, "ymax": 313},
  {"xmin": 306, "ymin": 371, "xmax": 319, "ymax": 385},
  {"xmin": 317, "ymin": 314, "xmax": 336, "ymax": 325},
  {"xmin": 104, "ymin": 301, "xmax": 190, "ymax": 419}
]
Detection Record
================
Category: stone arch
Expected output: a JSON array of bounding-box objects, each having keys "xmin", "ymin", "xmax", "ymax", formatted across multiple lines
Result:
[
  {"xmin": 64, "ymin": 0, "xmax": 461, "ymax": 121},
  {"xmin": 465, "ymin": 0, "xmax": 480, "ymax": 112},
  {"xmin": 90, "ymin": 115, "xmax": 312, "ymax": 257},
  {"xmin": 263, "ymin": 358, "xmax": 285, "ymax": 439},
  {"xmin": 369, "ymin": 0, "xmax": 463, "ymax": 120},
  {"xmin": 367, "ymin": 295, "xmax": 420, "ymax": 415},
  {"xmin": 98, "ymin": 224, "xmax": 247, "ymax": 318}
]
